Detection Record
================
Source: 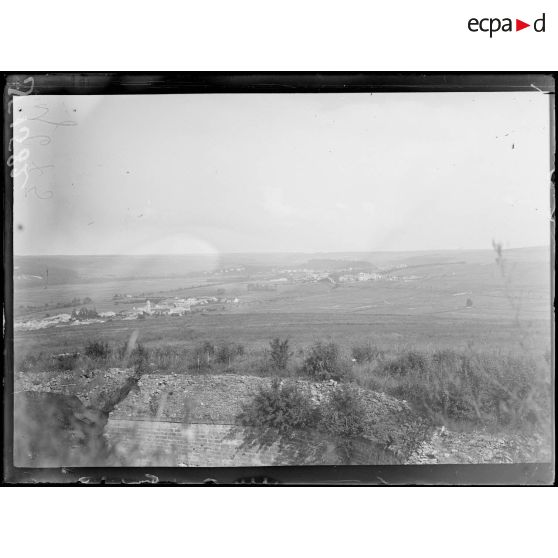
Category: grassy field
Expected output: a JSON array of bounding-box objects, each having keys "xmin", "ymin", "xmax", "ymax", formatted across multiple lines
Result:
[
  {"xmin": 16, "ymin": 334, "xmax": 552, "ymax": 437},
  {"xmin": 13, "ymin": 247, "xmax": 552, "ymax": 435},
  {"xmin": 14, "ymin": 309, "xmax": 551, "ymax": 359}
]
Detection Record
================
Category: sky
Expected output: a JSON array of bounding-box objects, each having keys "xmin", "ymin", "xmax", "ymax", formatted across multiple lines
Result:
[{"xmin": 13, "ymin": 92, "xmax": 552, "ymax": 255}]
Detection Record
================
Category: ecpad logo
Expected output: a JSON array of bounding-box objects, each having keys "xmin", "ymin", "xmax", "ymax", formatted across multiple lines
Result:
[{"xmin": 468, "ymin": 13, "xmax": 546, "ymax": 37}]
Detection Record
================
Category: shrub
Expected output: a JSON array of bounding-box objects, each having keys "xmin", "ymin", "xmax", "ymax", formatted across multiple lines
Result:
[
  {"xmin": 320, "ymin": 384, "xmax": 368, "ymax": 439},
  {"xmin": 53, "ymin": 353, "xmax": 81, "ymax": 371},
  {"xmin": 381, "ymin": 351, "xmax": 428, "ymax": 376},
  {"xmin": 380, "ymin": 349, "xmax": 551, "ymax": 430},
  {"xmin": 129, "ymin": 343, "xmax": 150, "ymax": 374},
  {"xmin": 84, "ymin": 341, "xmax": 110, "ymax": 360},
  {"xmin": 190, "ymin": 341, "xmax": 215, "ymax": 369},
  {"xmin": 215, "ymin": 343, "xmax": 245, "ymax": 365},
  {"xmin": 114, "ymin": 342, "xmax": 130, "ymax": 361},
  {"xmin": 238, "ymin": 378, "xmax": 319, "ymax": 433},
  {"xmin": 148, "ymin": 393, "xmax": 160, "ymax": 417},
  {"xmin": 477, "ymin": 354, "xmax": 550, "ymax": 427},
  {"xmin": 301, "ymin": 342, "xmax": 348, "ymax": 381},
  {"xmin": 238, "ymin": 380, "xmax": 371, "ymax": 463},
  {"xmin": 269, "ymin": 338, "xmax": 291, "ymax": 370},
  {"xmin": 351, "ymin": 343, "xmax": 383, "ymax": 363}
]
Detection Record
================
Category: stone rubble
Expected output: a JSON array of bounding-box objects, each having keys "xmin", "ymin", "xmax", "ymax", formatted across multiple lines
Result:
[
  {"xmin": 406, "ymin": 425, "xmax": 552, "ymax": 464},
  {"xmin": 15, "ymin": 368, "xmax": 137, "ymax": 409}
]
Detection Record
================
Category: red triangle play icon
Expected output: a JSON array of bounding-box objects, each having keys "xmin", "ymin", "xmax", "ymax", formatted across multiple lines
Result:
[{"xmin": 516, "ymin": 19, "xmax": 530, "ymax": 31}]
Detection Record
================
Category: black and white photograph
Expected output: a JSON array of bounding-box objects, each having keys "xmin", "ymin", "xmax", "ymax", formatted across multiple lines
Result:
[{"xmin": 5, "ymin": 75, "xmax": 555, "ymax": 477}]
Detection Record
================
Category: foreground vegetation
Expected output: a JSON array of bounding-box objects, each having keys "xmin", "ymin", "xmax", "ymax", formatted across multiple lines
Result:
[
  {"xmin": 17, "ymin": 336, "xmax": 551, "ymax": 435},
  {"xmin": 237, "ymin": 378, "xmax": 374, "ymax": 462}
]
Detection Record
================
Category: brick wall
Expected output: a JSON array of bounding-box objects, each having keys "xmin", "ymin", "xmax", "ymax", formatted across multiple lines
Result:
[
  {"xmin": 105, "ymin": 418, "xmax": 398, "ymax": 466},
  {"xmin": 105, "ymin": 374, "xmax": 418, "ymax": 466},
  {"xmin": 17, "ymin": 371, "xmax": 422, "ymax": 465}
]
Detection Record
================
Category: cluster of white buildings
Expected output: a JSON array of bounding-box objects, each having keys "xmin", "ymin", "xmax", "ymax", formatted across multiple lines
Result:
[
  {"xmin": 337, "ymin": 272, "xmax": 420, "ymax": 283},
  {"xmin": 15, "ymin": 313, "xmax": 107, "ymax": 331},
  {"xmin": 131, "ymin": 295, "xmax": 239, "ymax": 317},
  {"xmin": 275, "ymin": 271, "xmax": 330, "ymax": 283},
  {"xmin": 338, "ymin": 272, "xmax": 383, "ymax": 282},
  {"xmin": 15, "ymin": 293, "xmax": 244, "ymax": 331}
]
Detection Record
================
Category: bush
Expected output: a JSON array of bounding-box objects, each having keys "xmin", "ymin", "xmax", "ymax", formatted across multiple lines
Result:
[
  {"xmin": 238, "ymin": 380, "xmax": 371, "ymax": 463},
  {"xmin": 380, "ymin": 349, "xmax": 551, "ymax": 429},
  {"xmin": 269, "ymin": 338, "xmax": 291, "ymax": 370},
  {"xmin": 301, "ymin": 342, "xmax": 348, "ymax": 381},
  {"xmin": 53, "ymin": 353, "xmax": 81, "ymax": 371},
  {"xmin": 381, "ymin": 351, "xmax": 428, "ymax": 376},
  {"xmin": 351, "ymin": 343, "xmax": 383, "ymax": 363},
  {"xmin": 129, "ymin": 343, "xmax": 150, "ymax": 373},
  {"xmin": 84, "ymin": 341, "xmax": 110, "ymax": 360},
  {"xmin": 477, "ymin": 354, "xmax": 549, "ymax": 427},
  {"xmin": 320, "ymin": 384, "xmax": 368, "ymax": 439},
  {"xmin": 215, "ymin": 343, "xmax": 245, "ymax": 365},
  {"xmin": 238, "ymin": 378, "xmax": 319, "ymax": 433},
  {"xmin": 190, "ymin": 341, "xmax": 215, "ymax": 369}
]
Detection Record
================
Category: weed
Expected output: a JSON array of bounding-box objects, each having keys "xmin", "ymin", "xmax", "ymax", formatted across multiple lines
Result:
[
  {"xmin": 269, "ymin": 338, "xmax": 291, "ymax": 370},
  {"xmin": 380, "ymin": 351, "xmax": 428, "ymax": 376},
  {"xmin": 320, "ymin": 384, "xmax": 367, "ymax": 439},
  {"xmin": 351, "ymin": 342, "xmax": 383, "ymax": 364},
  {"xmin": 84, "ymin": 341, "xmax": 110, "ymax": 360},
  {"xmin": 215, "ymin": 343, "xmax": 245, "ymax": 365}
]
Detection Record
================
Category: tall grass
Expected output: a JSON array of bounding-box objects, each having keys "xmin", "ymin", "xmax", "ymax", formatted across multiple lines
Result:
[
  {"xmin": 347, "ymin": 347, "xmax": 551, "ymax": 432},
  {"xmin": 17, "ymin": 336, "xmax": 551, "ymax": 434}
]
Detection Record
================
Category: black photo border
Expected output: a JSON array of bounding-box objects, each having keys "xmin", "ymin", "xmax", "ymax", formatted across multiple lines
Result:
[{"xmin": 2, "ymin": 72, "xmax": 555, "ymax": 485}]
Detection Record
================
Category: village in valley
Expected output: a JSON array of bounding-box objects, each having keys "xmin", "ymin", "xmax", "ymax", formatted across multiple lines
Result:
[{"xmin": 13, "ymin": 258, "xmax": 431, "ymax": 333}]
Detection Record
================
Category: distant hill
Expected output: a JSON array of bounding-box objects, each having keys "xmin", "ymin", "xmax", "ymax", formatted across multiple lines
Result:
[
  {"xmin": 306, "ymin": 259, "xmax": 377, "ymax": 271},
  {"xmin": 14, "ymin": 254, "xmax": 219, "ymax": 285},
  {"xmin": 13, "ymin": 247, "xmax": 549, "ymax": 287},
  {"xmin": 14, "ymin": 257, "xmax": 80, "ymax": 286}
]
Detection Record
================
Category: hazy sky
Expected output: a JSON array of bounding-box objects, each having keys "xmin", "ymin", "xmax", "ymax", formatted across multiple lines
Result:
[{"xmin": 13, "ymin": 92, "xmax": 551, "ymax": 255}]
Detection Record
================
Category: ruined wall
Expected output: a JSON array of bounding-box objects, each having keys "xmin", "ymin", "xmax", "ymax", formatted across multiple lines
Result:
[
  {"xmin": 106, "ymin": 419, "xmax": 339, "ymax": 466},
  {"xmin": 106, "ymin": 373, "xmax": 427, "ymax": 465},
  {"xmin": 16, "ymin": 371, "xmax": 424, "ymax": 466},
  {"xmin": 105, "ymin": 419, "xmax": 399, "ymax": 466}
]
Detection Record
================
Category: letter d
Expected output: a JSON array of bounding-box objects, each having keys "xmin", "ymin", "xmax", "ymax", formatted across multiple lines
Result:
[{"xmin": 534, "ymin": 13, "xmax": 545, "ymax": 32}]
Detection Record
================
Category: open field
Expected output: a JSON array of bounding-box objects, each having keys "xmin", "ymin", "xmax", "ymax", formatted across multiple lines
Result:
[
  {"xmin": 13, "ymin": 247, "xmax": 552, "ymax": 360},
  {"xmin": 14, "ymin": 311, "xmax": 551, "ymax": 360}
]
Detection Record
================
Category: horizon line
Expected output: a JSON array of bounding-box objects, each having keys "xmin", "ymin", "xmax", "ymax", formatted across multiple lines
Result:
[{"xmin": 13, "ymin": 244, "xmax": 551, "ymax": 258}]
